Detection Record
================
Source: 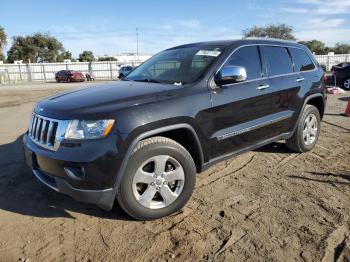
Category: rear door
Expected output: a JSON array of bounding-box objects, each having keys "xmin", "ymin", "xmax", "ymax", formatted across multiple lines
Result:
[
  {"xmin": 261, "ymin": 45, "xmax": 301, "ymax": 135},
  {"xmin": 288, "ymin": 47, "xmax": 318, "ymax": 122},
  {"xmin": 209, "ymin": 45, "xmax": 276, "ymax": 159}
]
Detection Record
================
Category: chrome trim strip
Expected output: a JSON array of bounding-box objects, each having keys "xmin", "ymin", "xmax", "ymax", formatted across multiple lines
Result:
[
  {"xmin": 216, "ymin": 111, "xmax": 293, "ymax": 140},
  {"xmin": 33, "ymin": 169, "xmax": 59, "ymax": 192}
]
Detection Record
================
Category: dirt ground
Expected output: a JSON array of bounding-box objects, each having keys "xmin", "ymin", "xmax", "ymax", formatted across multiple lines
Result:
[{"xmin": 0, "ymin": 82, "xmax": 349, "ymax": 262}]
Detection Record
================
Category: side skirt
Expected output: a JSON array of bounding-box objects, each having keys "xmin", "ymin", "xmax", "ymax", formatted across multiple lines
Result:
[{"xmin": 201, "ymin": 132, "xmax": 292, "ymax": 172}]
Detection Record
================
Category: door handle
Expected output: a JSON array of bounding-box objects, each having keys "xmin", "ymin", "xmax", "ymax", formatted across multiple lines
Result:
[
  {"xmin": 296, "ymin": 77, "xmax": 305, "ymax": 82},
  {"xmin": 257, "ymin": 84, "xmax": 270, "ymax": 90}
]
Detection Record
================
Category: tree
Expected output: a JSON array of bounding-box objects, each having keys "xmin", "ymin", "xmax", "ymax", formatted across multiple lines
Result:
[
  {"xmin": 98, "ymin": 56, "xmax": 118, "ymax": 61},
  {"xmin": 0, "ymin": 26, "xmax": 7, "ymax": 61},
  {"xmin": 298, "ymin": 40, "xmax": 330, "ymax": 55},
  {"xmin": 78, "ymin": 51, "xmax": 95, "ymax": 62},
  {"xmin": 333, "ymin": 43, "xmax": 350, "ymax": 54},
  {"xmin": 57, "ymin": 51, "xmax": 75, "ymax": 62},
  {"xmin": 7, "ymin": 33, "xmax": 64, "ymax": 63},
  {"xmin": 243, "ymin": 23, "xmax": 296, "ymax": 41}
]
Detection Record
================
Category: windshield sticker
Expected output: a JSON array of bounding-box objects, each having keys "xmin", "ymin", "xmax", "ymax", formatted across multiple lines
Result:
[{"xmin": 195, "ymin": 50, "xmax": 221, "ymax": 57}]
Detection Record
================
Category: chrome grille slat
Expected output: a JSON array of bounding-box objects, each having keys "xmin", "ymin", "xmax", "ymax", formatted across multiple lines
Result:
[
  {"xmin": 47, "ymin": 121, "xmax": 54, "ymax": 145},
  {"xmin": 27, "ymin": 113, "xmax": 66, "ymax": 151},
  {"xmin": 35, "ymin": 118, "xmax": 42, "ymax": 140},
  {"xmin": 32, "ymin": 116, "xmax": 38, "ymax": 137}
]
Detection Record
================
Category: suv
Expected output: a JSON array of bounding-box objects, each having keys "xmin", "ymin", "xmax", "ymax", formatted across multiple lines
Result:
[{"xmin": 23, "ymin": 39, "xmax": 326, "ymax": 220}]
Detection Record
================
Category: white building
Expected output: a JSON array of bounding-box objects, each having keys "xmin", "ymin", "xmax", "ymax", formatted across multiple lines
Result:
[{"xmin": 97, "ymin": 53, "xmax": 151, "ymax": 64}]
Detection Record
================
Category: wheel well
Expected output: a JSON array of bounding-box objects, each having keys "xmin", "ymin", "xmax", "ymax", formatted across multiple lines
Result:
[
  {"xmin": 307, "ymin": 96, "xmax": 325, "ymax": 119},
  {"xmin": 143, "ymin": 128, "xmax": 203, "ymax": 173}
]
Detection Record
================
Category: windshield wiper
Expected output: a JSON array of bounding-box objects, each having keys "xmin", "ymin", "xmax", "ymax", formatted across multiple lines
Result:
[{"xmin": 133, "ymin": 78, "xmax": 161, "ymax": 83}]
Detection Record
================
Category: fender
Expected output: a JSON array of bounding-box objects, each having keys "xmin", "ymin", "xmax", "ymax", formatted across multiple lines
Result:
[
  {"xmin": 289, "ymin": 93, "xmax": 325, "ymax": 138},
  {"xmin": 105, "ymin": 123, "xmax": 204, "ymax": 210}
]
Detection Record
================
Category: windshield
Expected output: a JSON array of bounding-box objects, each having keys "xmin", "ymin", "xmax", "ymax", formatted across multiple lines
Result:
[{"xmin": 125, "ymin": 45, "xmax": 225, "ymax": 85}]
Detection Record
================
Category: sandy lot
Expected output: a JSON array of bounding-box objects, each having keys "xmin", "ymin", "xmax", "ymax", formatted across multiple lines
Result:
[{"xmin": 0, "ymin": 82, "xmax": 349, "ymax": 261}]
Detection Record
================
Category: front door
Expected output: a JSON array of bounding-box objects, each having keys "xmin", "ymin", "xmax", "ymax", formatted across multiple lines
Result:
[{"xmin": 209, "ymin": 45, "xmax": 277, "ymax": 159}]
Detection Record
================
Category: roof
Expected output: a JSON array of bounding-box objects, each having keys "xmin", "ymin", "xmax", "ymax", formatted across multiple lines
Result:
[{"xmin": 168, "ymin": 38, "xmax": 303, "ymax": 50}]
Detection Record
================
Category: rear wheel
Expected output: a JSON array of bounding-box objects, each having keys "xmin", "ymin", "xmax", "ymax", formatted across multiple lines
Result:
[
  {"xmin": 286, "ymin": 105, "xmax": 321, "ymax": 152},
  {"xmin": 117, "ymin": 136, "xmax": 196, "ymax": 220},
  {"xmin": 342, "ymin": 78, "xmax": 350, "ymax": 90}
]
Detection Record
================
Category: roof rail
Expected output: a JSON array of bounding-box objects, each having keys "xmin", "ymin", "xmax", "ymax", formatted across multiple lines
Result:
[{"xmin": 243, "ymin": 37, "xmax": 297, "ymax": 43}]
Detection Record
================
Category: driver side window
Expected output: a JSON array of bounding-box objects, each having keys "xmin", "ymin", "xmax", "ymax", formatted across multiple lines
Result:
[{"xmin": 224, "ymin": 46, "xmax": 262, "ymax": 80}]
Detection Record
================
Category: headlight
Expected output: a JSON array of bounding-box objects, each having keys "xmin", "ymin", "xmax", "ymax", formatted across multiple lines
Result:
[{"xmin": 65, "ymin": 119, "xmax": 115, "ymax": 139}]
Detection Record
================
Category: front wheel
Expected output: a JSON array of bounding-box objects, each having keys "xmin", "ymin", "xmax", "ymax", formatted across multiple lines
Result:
[
  {"xmin": 286, "ymin": 105, "xmax": 321, "ymax": 152},
  {"xmin": 117, "ymin": 136, "xmax": 196, "ymax": 220}
]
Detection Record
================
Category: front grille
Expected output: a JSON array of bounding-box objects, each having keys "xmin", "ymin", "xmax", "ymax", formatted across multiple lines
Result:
[{"xmin": 28, "ymin": 114, "xmax": 60, "ymax": 150}]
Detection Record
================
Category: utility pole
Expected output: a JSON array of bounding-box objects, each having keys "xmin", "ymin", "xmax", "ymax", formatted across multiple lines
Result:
[{"xmin": 136, "ymin": 28, "xmax": 139, "ymax": 61}]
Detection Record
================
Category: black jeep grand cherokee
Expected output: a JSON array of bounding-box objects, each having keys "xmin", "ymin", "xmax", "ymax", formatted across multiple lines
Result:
[{"xmin": 23, "ymin": 39, "xmax": 327, "ymax": 220}]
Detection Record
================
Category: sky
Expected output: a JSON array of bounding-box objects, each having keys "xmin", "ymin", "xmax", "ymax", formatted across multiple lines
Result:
[{"xmin": 1, "ymin": 0, "xmax": 350, "ymax": 57}]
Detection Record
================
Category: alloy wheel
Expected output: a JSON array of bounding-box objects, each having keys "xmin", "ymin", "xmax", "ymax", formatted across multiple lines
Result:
[
  {"xmin": 132, "ymin": 155, "xmax": 185, "ymax": 209},
  {"xmin": 303, "ymin": 113, "xmax": 318, "ymax": 146}
]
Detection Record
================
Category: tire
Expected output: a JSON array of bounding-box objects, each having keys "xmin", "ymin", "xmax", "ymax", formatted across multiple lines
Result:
[
  {"xmin": 342, "ymin": 78, "xmax": 350, "ymax": 91},
  {"xmin": 56, "ymin": 77, "xmax": 60, "ymax": 83},
  {"xmin": 119, "ymin": 73, "xmax": 124, "ymax": 79},
  {"xmin": 286, "ymin": 105, "xmax": 321, "ymax": 153},
  {"xmin": 117, "ymin": 136, "xmax": 196, "ymax": 220}
]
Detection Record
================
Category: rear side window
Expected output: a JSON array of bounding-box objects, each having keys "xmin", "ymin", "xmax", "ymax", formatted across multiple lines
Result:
[
  {"xmin": 263, "ymin": 46, "xmax": 293, "ymax": 76},
  {"xmin": 225, "ymin": 46, "xmax": 262, "ymax": 80},
  {"xmin": 289, "ymin": 48, "xmax": 315, "ymax": 71}
]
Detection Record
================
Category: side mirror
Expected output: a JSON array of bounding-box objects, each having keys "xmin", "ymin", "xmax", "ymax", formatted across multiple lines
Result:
[{"xmin": 214, "ymin": 65, "xmax": 247, "ymax": 86}]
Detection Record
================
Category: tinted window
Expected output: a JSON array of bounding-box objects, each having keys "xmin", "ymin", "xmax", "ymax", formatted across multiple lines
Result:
[
  {"xmin": 225, "ymin": 46, "xmax": 262, "ymax": 80},
  {"xmin": 263, "ymin": 46, "xmax": 293, "ymax": 76},
  {"xmin": 290, "ymin": 48, "xmax": 315, "ymax": 71},
  {"xmin": 126, "ymin": 46, "xmax": 225, "ymax": 84}
]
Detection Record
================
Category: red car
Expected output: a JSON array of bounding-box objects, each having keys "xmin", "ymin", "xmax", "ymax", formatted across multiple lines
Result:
[{"xmin": 55, "ymin": 70, "xmax": 85, "ymax": 82}]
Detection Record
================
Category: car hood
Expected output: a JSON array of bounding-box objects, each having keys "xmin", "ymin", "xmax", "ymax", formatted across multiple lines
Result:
[{"xmin": 35, "ymin": 81, "xmax": 181, "ymax": 119}]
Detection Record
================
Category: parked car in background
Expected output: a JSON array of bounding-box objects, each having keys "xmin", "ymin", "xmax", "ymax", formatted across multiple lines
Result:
[
  {"xmin": 118, "ymin": 65, "xmax": 134, "ymax": 78},
  {"xmin": 55, "ymin": 70, "xmax": 85, "ymax": 82},
  {"xmin": 328, "ymin": 62, "xmax": 350, "ymax": 90}
]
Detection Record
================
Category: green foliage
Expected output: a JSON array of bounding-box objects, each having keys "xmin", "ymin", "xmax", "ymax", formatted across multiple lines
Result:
[
  {"xmin": 333, "ymin": 43, "xmax": 350, "ymax": 54},
  {"xmin": 98, "ymin": 56, "xmax": 118, "ymax": 61},
  {"xmin": 298, "ymin": 40, "xmax": 331, "ymax": 55},
  {"xmin": 0, "ymin": 26, "xmax": 7, "ymax": 61},
  {"xmin": 243, "ymin": 23, "xmax": 296, "ymax": 41},
  {"xmin": 0, "ymin": 26, "xmax": 7, "ymax": 51},
  {"xmin": 57, "ymin": 51, "xmax": 75, "ymax": 62},
  {"xmin": 7, "ymin": 33, "xmax": 64, "ymax": 63},
  {"xmin": 78, "ymin": 51, "xmax": 95, "ymax": 62}
]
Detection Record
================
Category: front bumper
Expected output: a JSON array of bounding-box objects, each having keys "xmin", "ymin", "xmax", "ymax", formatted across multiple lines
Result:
[
  {"xmin": 32, "ymin": 168, "xmax": 114, "ymax": 210},
  {"xmin": 23, "ymin": 133, "xmax": 122, "ymax": 210}
]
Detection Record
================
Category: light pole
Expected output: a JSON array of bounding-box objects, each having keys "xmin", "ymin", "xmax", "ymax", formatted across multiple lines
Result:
[{"xmin": 136, "ymin": 28, "xmax": 139, "ymax": 62}]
